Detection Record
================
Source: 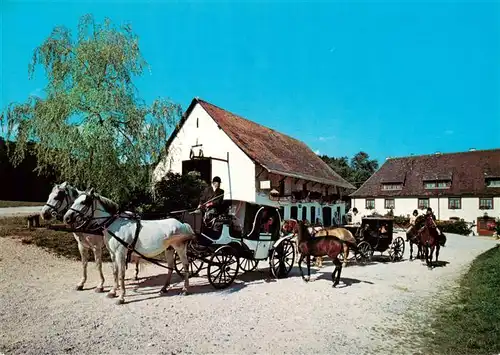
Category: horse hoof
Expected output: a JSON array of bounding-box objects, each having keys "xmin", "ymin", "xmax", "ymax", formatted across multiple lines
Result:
[
  {"xmin": 332, "ymin": 283, "xmax": 339, "ymax": 288},
  {"xmin": 180, "ymin": 290, "xmax": 189, "ymax": 296},
  {"xmin": 302, "ymin": 277, "xmax": 310, "ymax": 283},
  {"xmin": 95, "ymin": 287, "xmax": 104, "ymax": 293},
  {"xmin": 107, "ymin": 292, "xmax": 116, "ymax": 298},
  {"xmin": 116, "ymin": 298, "xmax": 125, "ymax": 305},
  {"xmin": 159, "ymin": 287, "xmax": 169, "ymax": 295},
  {"xmin": 75, "ymin": 285, "xmax": 84, "ymax": 291}
]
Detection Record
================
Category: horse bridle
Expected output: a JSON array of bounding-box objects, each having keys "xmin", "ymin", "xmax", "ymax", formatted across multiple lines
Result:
[
  {"xmin": 68, "ymin": 194, "xmax": 117, "ymax": 233},
  {"xmin": 44, "ymin": 188, "xmax": 73, "ymax": 221}
]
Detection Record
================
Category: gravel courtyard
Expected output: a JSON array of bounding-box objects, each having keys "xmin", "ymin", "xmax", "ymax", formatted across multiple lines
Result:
[{"xmin": 1, "ymin": 233, "xmax": 498, "ymax": 355}]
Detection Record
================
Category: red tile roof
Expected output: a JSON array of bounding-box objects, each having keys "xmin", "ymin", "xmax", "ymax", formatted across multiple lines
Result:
[
  {"xmin": 350, "ymin": 149, "xmax": 500, "ymax": 198},
  {"xmin": 169, "ymin": 98, "xmax": 355, "ymax": 189}
]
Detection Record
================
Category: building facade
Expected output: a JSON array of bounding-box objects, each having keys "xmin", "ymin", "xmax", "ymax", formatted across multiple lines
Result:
[
  {"xmin": 153, "ymin": 97, "xmax": 355, "ymax": 226},
  {"xmin": 350, "ymin": 149, "xmax": 500, "ymax": 227}
]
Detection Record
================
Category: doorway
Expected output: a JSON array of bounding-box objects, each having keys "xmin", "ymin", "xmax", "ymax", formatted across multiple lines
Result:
[{"xmin": 182, "ymin": 158, "xmax": 212, "ymax": 184}]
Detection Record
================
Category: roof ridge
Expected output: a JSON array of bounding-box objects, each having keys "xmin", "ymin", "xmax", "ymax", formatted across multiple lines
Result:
[
  {"xmin": 196, "ymin": 98, "xmax": 312, "ymax": 147},
  {"xmin": 387, "ymin": 148, "xmax": 500, "ymax": 160}
]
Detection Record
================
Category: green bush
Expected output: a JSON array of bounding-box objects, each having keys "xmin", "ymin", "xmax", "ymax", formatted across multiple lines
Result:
[
  {"xmin": 138, "ymin": 171, "xmax": 208, "ymax": 216},
  {"xmin": 394, "ymin": 215, "xmax": 410, "ymax": 227},
  {"xmin": 437, "ymin": 219, "xmax": 472, "ymax": 236}
]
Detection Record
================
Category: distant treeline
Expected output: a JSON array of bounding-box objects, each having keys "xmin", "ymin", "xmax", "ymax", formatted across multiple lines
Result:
[{"xmin": 0, "ymin": 138, "xmax": 57, "ymax": 202}]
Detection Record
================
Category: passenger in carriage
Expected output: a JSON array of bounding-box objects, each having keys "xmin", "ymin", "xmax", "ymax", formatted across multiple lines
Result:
[{"xmin": 198, "ymin": 176, "xmax": 225, "ymax": 229}]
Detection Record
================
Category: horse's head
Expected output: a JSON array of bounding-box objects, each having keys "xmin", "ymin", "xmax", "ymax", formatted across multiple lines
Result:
[
  {"xmin": 296, "ymin": 220, "xmax": 313, "ymax": 244},
  {"xmin": 425, "ymin": 214, "xmax": 437, "ymax": 229},
  {"xmin": 40, "ymin": 181, "xmax": 80, "ymax": 221},
  {"xmin": 63, "ymin": 188, "xmax": 119, "ymax": 229},
  {"xmin": 281, "ymin": 219, "xmax": 298, "ymax": 235}
]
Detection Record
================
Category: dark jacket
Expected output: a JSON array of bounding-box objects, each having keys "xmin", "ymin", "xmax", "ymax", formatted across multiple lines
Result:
[{"xmin": 199, "ymin": 187, "xmax": 225, "ymax": 211}]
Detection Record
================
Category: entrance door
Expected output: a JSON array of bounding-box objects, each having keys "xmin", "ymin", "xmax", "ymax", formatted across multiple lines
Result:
[
  {"xmin": 182, "ymin": 158, "xmax": 212, "ymax": 184},
  {"xmin": 322, "ymin": 207, "xmax": 332, "ymax": 227}
]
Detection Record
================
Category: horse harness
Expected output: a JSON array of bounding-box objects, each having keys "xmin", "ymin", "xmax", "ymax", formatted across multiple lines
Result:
[{"xmin": 69, "ymin": 199, "xmax": 176, "ymax": 272}]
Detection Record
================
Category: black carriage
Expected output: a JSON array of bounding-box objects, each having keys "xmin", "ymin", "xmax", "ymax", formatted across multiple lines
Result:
[
  {"xmin": 168, "ymin": 200, "xmax": 296, "ymax": 289},
  {"xmin": 343, "ymin": 216, "xmax": 405, "ymax": 262}
]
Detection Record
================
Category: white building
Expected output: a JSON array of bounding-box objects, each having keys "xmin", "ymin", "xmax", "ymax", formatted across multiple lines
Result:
[
  {"xmin": 153, "ymin": 97, "xmax": 355, "ymax": 226},
  {"xmin": 350, "ymin": 149, "xmax": 500, "ymax": 233}
]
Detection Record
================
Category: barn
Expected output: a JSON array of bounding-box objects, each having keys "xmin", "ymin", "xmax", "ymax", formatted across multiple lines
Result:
[{"xmin": 153, "ymin": 97, "xmax": 355, "ymax": 226}]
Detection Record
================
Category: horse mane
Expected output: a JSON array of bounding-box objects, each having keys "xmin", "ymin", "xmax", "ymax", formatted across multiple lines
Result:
[
  {"xmin": 296, "ymin": 220, "xmax": 312, "ymax": 243},
  {"xmin": 95, "ymin": 193, "xmax": 119, "ymax": 215}
]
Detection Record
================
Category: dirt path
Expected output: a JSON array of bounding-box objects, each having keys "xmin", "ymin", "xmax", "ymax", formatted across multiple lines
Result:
[
  {"xmin": 0, "ymin": 233, "xmax": 498, "ymax": 355},
  {"xmin": 0, "ymin": 206, "xmax": 43, "ymax": 217}
]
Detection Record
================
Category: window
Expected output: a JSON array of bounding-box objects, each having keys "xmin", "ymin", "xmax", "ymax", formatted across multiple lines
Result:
[
  {"xmin": 448, "ymin": 197, "xmax": 461, "ymax": 210},
  {"xmin": 382, "ymin": 183, "xmax": 402, "ymax": 191},
  {"xmin": 365, "ymin": 199, "xmax": 375, "ymax": 209},
  {"xmin": 301, "ymin": 206, "xmax": 307, "ymax": 221},
  {"xmin": 290, "ymin": 206, "xmax": 298, "ymax": 220},
  {"xmin": 479, "ymin": 198, "xmax": 493, "ymax": 210},
  {"xmin": 310, "ymin": 206, "xmax": 316, "ymax": 223},
  {"xmin": 486, "ymin": 179, "xmax": 500, "ymax": 187},
  {"xmin": 384, "ymin": 199, "xmax": 395, "ymax": 209},
  {"xmin": 424, "ymin": 180, "xmax": 451, "ymax": 189},
  {"xmin": 418, "ymin": 198, "xmax": 429, "ymax": 209}
]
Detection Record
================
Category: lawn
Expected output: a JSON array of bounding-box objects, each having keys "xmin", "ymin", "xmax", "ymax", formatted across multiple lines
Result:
[
  {"xmin": 0, "ymin": 200, "xmax": 44, "ymax": 208},
  {"xmin": 0, "ymin": 216, "xmax": 110, "ymax": 262},
  {"xmin": 424, "ymin": 245, "xmax": 500, "ymax": 355}
]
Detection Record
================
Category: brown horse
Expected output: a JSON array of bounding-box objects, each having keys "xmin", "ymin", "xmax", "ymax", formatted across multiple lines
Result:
[
  {"xmin": 406, "ymin": 214, "xmax": 426, "ymax": 261},
  {"xmin": 282, "ymin": 219, "xmax": 356, "ymax": 267},
  {"xmin": 296, "ymin": 220, "xmax": 346, "ymax": 287},
  {"xmin": 417, "ymin": 214, "xmax": 441, "ymax": 268}
]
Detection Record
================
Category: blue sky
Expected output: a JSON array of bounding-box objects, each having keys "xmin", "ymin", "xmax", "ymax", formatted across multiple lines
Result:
[{"xmin": 1, "ymin": 0, "xmax": 499, "ymax": 164}]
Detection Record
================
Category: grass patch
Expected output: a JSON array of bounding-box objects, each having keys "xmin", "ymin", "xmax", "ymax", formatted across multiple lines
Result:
[
  {"xmin": 424, "ymin": 245, "xmax": 500, "ymax": 355},
  {"xmin": 0, "ymin": 200, "xmax": 44, "ymax": 208},
  {"xmin": 0, "ymin": 216, "xmax": 110, "ymax": 262}
]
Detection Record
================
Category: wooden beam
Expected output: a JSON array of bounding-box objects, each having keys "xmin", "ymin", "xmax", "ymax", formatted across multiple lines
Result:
[{"xmin": 256, "ymin": 166, "xmax": 265, "ymax": 178}]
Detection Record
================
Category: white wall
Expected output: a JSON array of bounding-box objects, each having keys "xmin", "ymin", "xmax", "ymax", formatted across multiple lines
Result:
[
  {"xmin": 352, "ymin": 197, "xmax": 500, "ymax": 224},
  {"xmin": 153, "ymin": 103, "xmax": 256, "ymax": 202}
]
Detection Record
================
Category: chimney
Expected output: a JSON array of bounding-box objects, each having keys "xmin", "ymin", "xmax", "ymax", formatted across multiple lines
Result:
[{"xmin": 469, "ymin": 148, "xmax": 476, "ymax": 152}]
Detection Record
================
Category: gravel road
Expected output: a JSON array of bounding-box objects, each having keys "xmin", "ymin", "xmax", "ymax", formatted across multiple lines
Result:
[
  {"xmin": 0, "ymin": 206, "xmax": 43, "ymax": 217},
  {"xmin": 0, "ymin": 232, "xmax": 498, "ymax": 355}
]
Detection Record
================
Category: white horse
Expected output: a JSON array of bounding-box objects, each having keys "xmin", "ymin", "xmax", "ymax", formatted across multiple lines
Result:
[
  {"xmin": 40, "ymin": 182, "xmax": 141, "ymax": 293},
  {"xmin": 63, "ymin": 188, "xmax": 195, "ymax": 305}
]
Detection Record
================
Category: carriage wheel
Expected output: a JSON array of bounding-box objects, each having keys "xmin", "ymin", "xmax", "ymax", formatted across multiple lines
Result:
[
  {"xmin": 389, "ymin": 236, "xmax": 405, "ymax": 262},
  {"xmin": 174, "ymin": 250, "xmax": 204, "ymax": 278},
  {"xmin": 355, "ymin": 241, "xmax": 373, "ymax": 263},
  {"xmin": 207, "ymin": 245, "xmax": 239, "ymax": 289},
  {"xmin": 239, "ymin": 258, "xmax": 259, "ymax": 273},
  {"xmin": 270, "ymin": 239, "xmax": 295, "ymax": 279}
]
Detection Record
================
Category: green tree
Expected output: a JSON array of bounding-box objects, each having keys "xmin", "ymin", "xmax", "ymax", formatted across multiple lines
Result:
[
  {"xmin": 320, "ymin": 151, "xmax": 379, "ymax": 189},
  {"xmin": 1, "ymin": 14, "xmax": 181, "ymax": 204}
]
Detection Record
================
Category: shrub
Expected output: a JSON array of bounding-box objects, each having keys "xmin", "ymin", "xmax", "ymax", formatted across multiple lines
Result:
[
  {"xmin": 137, "ymin": 171, "xmax": 208, "ymax": 216},
  {"xmin": 437, "ymin": 219, "xmax": 472, "ymax": 236},
  {"xmin": 394, "ymin": 215, "xmax": 410, "ymax": 227}
]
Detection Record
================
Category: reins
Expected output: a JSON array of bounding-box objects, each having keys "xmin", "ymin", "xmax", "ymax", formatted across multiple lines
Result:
[{"xmin": 70, "ymin": 196, "xmax": 178, "ymax": 272}]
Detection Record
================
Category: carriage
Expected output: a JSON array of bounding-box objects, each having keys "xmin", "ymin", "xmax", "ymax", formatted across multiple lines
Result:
[
  {"xmin": 168, "ymin": 199, "xmax": 296, "ymax": 289},
  {"xmin": 342, "ymin": 216, "xmax": 405, "ymax": 263}
]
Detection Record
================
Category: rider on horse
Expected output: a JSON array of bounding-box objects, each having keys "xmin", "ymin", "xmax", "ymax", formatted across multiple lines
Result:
[
  {"xmin": 419, "ymin": 207, "xmax": 446, "ymax": 246},
  {"xmin": 406, "ymin": 209, "xmax": 420, "ymax": 241}
]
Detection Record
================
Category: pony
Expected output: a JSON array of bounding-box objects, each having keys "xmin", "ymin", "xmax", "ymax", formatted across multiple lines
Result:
[
  {"xmin": 63, "ymin": 188, "xmax": 194, "ymax": 305},
  {"xmin": 40, "ymin": 182, "xmax": 141, "ymax": 292},
  {"xmin": 405, "ymin": 214, "xmax": 426, "ymax": 261},
  {"xmin": 282, "ymin": 219, "xmax": 355, "ymax": 267},
  {"xmin": 416, "ymin": 214, "xmax": 441, "ymax": 268},
  {"xmin": 296, "ymin": 220, "xmax": 346, "ymax": 287}
]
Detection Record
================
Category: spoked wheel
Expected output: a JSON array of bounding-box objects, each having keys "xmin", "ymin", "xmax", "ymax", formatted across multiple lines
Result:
[
  {"xmin": 355, "ymin": 241, "xmax": 373, "ymax": 263},
  {"xmin": 270, "ymin": 239, "xmax": 295, "ymax": 278},
  {"xmin": 239, "ymin": 258, "xmax": 259, "ymax": 273},
  {"xmin": 174, "ymin": 250, "xmax": 204, "ymax": 278},
  {"xmin": 389, "ymin": 236, "xmax": 405, "ymax": 262},
  {"xmin": 208, "ymin": 245, "xmax": 240, "ymax": 289}
]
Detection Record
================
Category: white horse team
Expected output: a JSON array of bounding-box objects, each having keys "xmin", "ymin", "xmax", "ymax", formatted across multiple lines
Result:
[{"xmin": 41, "ymin": 182, "xmax": 195, "ymax": 305}]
